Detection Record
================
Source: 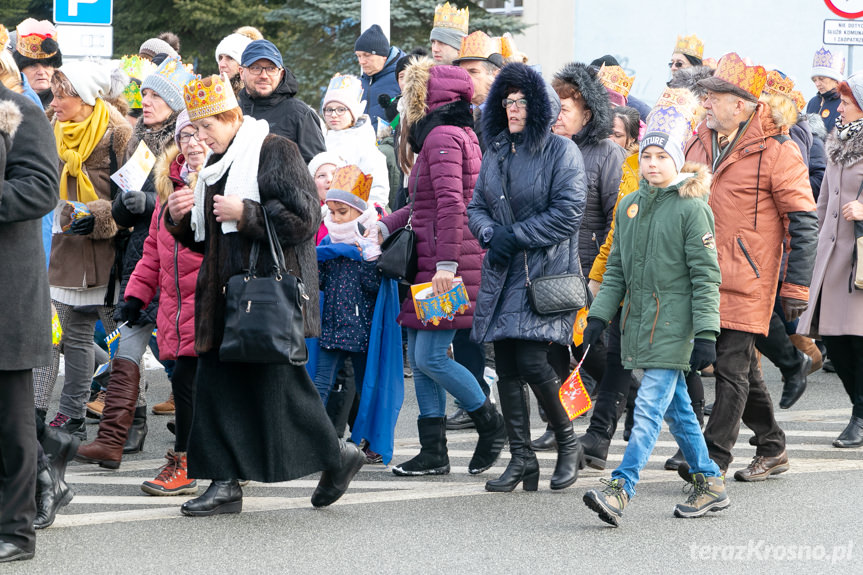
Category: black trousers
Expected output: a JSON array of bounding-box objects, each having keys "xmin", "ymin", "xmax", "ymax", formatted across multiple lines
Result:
[
  {"xmin": 703, "ymin": 329, "xmax": 786, "ymax": 469},
  {"xmin": 452, "ymin": 329, "xmax": 488, "ymax": 396},
  {"xmin": 0, "ymin": 370, "xmax": 37, "ymax": 552},
  {"xmin": 171, "ymin": 356, "xmax": 198, "ymax": 453},
  {"xmin": 822, "ymin": 335, "xmax": 863, "ymax": 418},
  {"xmin": 493, "ymin": 339, "xmax": 558, "ymax": 386}
]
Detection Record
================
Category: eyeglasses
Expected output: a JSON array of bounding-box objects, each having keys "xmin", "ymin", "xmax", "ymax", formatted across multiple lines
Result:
[
  {"xmin": 668, "ymin": 61, "xmax": 686, "ymax": 69},
  {"xmin": 246, "ymin": 65, "xmax": 282, "ymax": 76},
  {"xmin": 323, "ymin": 106, "xmax": 349, "ymax": 116},
  {"xmin": 502, "ymin": 98, "xmax": 528, "ymax": 110},
  {"xmin": 177, "ymin": 132, "xmax": 199, "ymax": 144}
]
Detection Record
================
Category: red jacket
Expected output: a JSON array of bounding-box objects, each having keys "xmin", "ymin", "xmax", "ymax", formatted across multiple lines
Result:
[{"xmin": 124, "ymin": 146, "xmax": 202, "ymax": 359}]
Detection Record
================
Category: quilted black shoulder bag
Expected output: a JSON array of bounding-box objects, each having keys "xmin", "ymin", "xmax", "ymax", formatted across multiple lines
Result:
[
  {"xmin": 376, "ymin": 171, "xmax": 418, "ymax": 284},
  {"xmin": 220, "ymin": 209, "xmax": 309, "ymax": 365}
]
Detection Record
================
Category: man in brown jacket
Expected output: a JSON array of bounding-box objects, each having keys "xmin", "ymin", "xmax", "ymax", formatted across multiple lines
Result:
[{"xmin": 680, "ymin": 53, "xmax": 818, "ymax": 482}]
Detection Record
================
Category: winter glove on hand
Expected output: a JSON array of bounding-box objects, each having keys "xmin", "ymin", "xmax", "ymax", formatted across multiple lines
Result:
[
  {"xmin": 115, "ymin": 297, "xmax": 144, "ymax": 325},
  {"xmin": 123, "ymin": 190, "xmax": 147, "ymax": 214},
  {"xmin": 486, "ymin": 225, "xmax": 519, "ymax": 268},
  {"xmin": 582, "ymin": 317, "xmax": 606, "ymax": 347},
  {"xmin": 689, "ymin": 338, "xmax": 716, "ymax": 371},
  {"xmin": 69, "ymin": 215, "xmax": 95, "ymax": 236},
  {"xmin": 781, "ymin": 297, "xmax": 808, "ymax": 322}
]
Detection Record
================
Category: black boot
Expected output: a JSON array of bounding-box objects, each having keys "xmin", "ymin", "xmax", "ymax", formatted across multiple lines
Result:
[
  {"xmin": 833, "ymin": 416, "xmax": 863, "ymax": 448},
  {"xmin": 486, "ymin": 380, "xmax": 539, "ymax": 492},
  {"xmin": 530, "ymin": 426, "xmax": 556, "ymax": 451},
  {"xmin": 392, "ymin": 417, "xmax": 450, "ymax": 476},
  {"xmin": 34, "ymin": 455, "xmax": 73, "ymax": 529},
  {"xmin": 529, "ymin": 378, "xmax": 583, "ymax": 490},
  {"xmin": 466, "ymin": 398, "xmax": 506, "ymax": 474},
  {"xmin": 311, "ymin": 440, "xmax": 365, "ymax": 507},
  {"xmin": 581, "ymin": 432, "xmax": 610, "ymax": 470},
  {"xmin": 582, "ymin": 391, "xmax": 626, "ymax": 469},
  {"xmin": 40, "ymin": 424, "xmax": 80, "ymax": 482},
  {"xmin": 123, "ymin": 406, "xmax": 148, "ymax": 454},
  {"xmin": 664, "ymin": 400, "xmax": 705, "ymax": 470},
  {"xmin": 180, "ymin": 480, "xmax": 243, "ymax": 516}
]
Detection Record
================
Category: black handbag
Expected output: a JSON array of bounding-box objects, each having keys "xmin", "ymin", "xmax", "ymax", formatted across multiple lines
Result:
[
  {"xmin": 376, "ymin": 171, "xmax": 418, "ymax": 284},
  {"xmin": 220, "ymin": 210, "xmax": 309, "ymax": 365}
]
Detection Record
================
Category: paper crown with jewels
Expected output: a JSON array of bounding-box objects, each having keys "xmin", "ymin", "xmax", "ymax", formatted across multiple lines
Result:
[
  {"xmin": 653, "ymin": 87, "xmax": 699, "ymax": 131},
  {"xmin": 597, "ymin": 63, "xmax": 635, "ymax": 99},
  {"xmin": 453, "ymin": 31, "xmax": 504, "ymax": 67},
  {"xmin": 119, "ymin": 55, "xmax": 157, "ymax": 110},
  {"xmin": 811, "ymin": 47, "xmax": 845, "ymax": 82},
  {"xmin": 498, "ymin": 33, "xmax": 519, "ymax": 61},
  {"xmin": 434, "ymin": 2, "xmax": 469, "ymax": 34},
  {"xmin": 763, "ymin": 70, "xmax": 795, "ymax": 97},
  {"xmin": 790, "ymin": 89, "xmax": 807, "ymax": 112},
  {"xmin": 15, "ymin": 18, "xmax": 59, "ymax": 61},
  {"xmin": 326, "ymin": 165, "xmax": 373, "ymax": 212},
  {"xmin": 183, "ymin": 74, "xmax": 239, "ymax": 121},
  {"xmin": 698, "ymin": 52, "xmax": 766, "ymax": 102},
  {"xmin": 640, "ymin": 89, "xmax": 699, "ymax": 171},
  {"xmin": 673, "ymin": 34, "xmax": 704, "ymax": 59}
]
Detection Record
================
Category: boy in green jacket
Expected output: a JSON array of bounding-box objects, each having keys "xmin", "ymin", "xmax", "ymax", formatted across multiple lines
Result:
[{"xmin": 581, "ymin": 94, "xmax": 727, "ymax": 526}]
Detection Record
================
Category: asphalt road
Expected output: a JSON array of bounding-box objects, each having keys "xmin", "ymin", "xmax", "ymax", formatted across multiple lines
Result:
[{"xmin": 10, "ymin": 359, "xmax": 863, "ymax": 574}]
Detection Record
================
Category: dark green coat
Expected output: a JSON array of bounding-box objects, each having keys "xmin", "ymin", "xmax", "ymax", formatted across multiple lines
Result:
[{"xmin": 588, "ymin": 163, "xmax": 720, "ymax": 371}]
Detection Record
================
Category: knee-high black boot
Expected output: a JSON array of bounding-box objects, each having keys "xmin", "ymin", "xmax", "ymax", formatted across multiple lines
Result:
[
  {"xmin": 486, "ymin": 379, "xmax": 539, "ymax": 492},
  {"xmin": 529, "ymin": 378, "xmax": 583, "ymax": 490}
]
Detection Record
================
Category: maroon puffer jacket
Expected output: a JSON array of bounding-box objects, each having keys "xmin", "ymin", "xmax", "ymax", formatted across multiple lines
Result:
[
  {"xmin": 381, "ymin": 65, "xmax": 483, "ymax": 330},
  {"xmin": 125, "ymin": 148, "xmax": 202, "ymax": 359}
]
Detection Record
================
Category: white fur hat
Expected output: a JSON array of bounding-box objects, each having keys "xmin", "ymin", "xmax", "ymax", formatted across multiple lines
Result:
[
  {"xmin": 322, "ymin": 74, "xmax": 366, "ymax": 123},
  {"xmin": 308, "ymin": 151, "xmax": 345, "ymax": 177},
  {"xmin": 215, "ymin": 33, "xmax": 253, "ymax": 66}
]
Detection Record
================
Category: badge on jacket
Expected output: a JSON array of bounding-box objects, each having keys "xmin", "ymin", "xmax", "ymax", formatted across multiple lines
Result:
[
  {"xmin": 627, "ymin": 204, "xmax": 639, "ymax": 218},
  {"xmin": 702, "ymin": 232, "xmax": 715, "ymax": 250}
]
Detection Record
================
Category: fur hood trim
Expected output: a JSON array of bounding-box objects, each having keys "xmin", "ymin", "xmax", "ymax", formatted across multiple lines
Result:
[
  {"xmin": 483, "ymin": 62, "xmax": 558, "ymax": 155},
  {"xmin": 826, "ymin": 128, "xmax": 863, "ymax": 167},
  {"xmin": 553, "ymin": 62, "xmax": 612, "ymax": 145},
  {"xmin": 401, "ymin": 56, "xmax": 434, "ymax": 128},
  {"xmin": 806, "ymin": 113, "xmax": 828, "ymax": 141},
  {"xmin": 0, "ymin": 99, "xmax": 23, "ymax": 138},
  {"xmin": 676, "ymin": 162, "xmax": 711, "ymax": 199},
  {"xmin": 667, "ymin": 65, "xmax": 716, "ymax": 100},
  {"xmin": 760, "ymin": 93, "xmax": 797, "ymax": 130}
]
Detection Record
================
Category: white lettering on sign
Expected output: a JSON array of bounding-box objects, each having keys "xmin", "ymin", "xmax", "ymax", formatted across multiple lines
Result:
[{"xmin": 69, "ymin": 0, "xmax": 98, "ymax": 17}]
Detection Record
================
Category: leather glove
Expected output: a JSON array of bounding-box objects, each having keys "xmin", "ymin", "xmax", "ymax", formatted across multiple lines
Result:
[
  {"xmin": 781, "ymin": 296, "xmax": 808, "ymax": 322},
  {"xmin": 690, "ymin": 338, "xmax": 716, "ymax": 371},
  {"xmin": 123, "ymin": 190, "xmax": 147, "ymax": 214},
  {"xmin": 582, "ymin": 317, "xmax": 606, "ymax": 347},
  {"xmin": 115, "ymin": 297, "xmax": 144, "ymax": 325},
  {"xmin": 486, "ymin": 225, "xmax": 519, "ymax": 268},
  {"xmin": 69, "ymin": 215, "xmax": 95, "ymax": 235}
]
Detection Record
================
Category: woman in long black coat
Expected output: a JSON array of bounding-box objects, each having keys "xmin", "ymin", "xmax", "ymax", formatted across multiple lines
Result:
[{"xmin": 166, "ymin": 75, "xmax": 363, "ymax": 516}]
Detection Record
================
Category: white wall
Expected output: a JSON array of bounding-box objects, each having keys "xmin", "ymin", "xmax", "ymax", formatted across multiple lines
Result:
[{"xmin": 515, "ymin": 0, "xmax": 855, "ymax": 107}]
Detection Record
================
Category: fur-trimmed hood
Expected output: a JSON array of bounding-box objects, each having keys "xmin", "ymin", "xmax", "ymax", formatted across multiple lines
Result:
[
  {"xmin": 760, "ymin": 93, "xmax": 798, "ymax": 130},
  {"xmin": 0, "ymin": 99, "xmax": 23, "ymax": 139},
  {"xmin": 826, "ymin": 127, "xmax": 863, "ymax": 167},
  {"xmin": 667, "ymin": 65, "xmax": 717, "ymax": 100},
  {"xmin": 401, "ymin": 58, "xmax": 473, "ymax": 127},
  {"xmin": 674, "ymin": 162, "xmax": 712, "ymax": 199},
  {"xmin": 483, "ymin": 62, "xmax": 558, "ymax": 155},
  {"xmin": 552, "ymin": 62, "xmax": 612, "ymax": 145},
  {"xmin": 806, "ymin": 112, "xmax": 828, "ymax": 141}
]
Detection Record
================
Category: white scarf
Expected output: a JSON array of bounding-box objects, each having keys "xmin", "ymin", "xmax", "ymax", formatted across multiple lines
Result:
[
  {"xmin": 324, "ymin": 206, "xmax": 381, "ymax": 260},
  {"xmin": 190, "ymin": 116, "xmax": 270, "ymax": 241}
]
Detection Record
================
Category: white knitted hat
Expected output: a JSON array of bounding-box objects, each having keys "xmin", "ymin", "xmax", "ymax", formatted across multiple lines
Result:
[
  {"xmin": 322, "ymin": 74, "xmax": 366, "ymax": 123},
  {"xmin": 215, "ymin": 33, "xmax": 253, "ymax": 65},
  {"xmin": 59, "ymin": 60, "xmax": 111, "ymax": 106}
]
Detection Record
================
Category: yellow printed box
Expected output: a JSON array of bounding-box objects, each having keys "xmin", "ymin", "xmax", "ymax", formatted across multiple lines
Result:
[{"xmin": 411, "ymin": 277, "xmax": 471, "ymax": 327}]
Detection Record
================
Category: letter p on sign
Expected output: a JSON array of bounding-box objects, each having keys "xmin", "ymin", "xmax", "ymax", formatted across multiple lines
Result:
[{"xmin": 69, "ymin": 0, "xmax": 98, "ymax": 16}]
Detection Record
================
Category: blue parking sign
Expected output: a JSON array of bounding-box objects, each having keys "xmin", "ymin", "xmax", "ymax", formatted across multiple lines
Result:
[{"xmin": 54, "ymin": 0, "xmax": 113, "ymax": 25}]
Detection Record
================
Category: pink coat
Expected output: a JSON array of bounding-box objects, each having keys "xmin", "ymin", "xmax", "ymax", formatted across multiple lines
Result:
[{"xmin": 124, "ymin": 147, "xmax": 202, "ymax": 360}]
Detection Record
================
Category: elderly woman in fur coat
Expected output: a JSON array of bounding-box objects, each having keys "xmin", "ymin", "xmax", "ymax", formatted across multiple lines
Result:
[
  {"xmin": 798, "ymin": 73, "xmax": 863, "ymax": 448},
  {"xmin": 35, "ymin": 61, "xmax": 132, "ymax": 438},
  {"xmin": 468, "ymin": 62, "xmax": 587, "ymax": 493},
  {"xmin": 166, "ymin": 75, "xmax": 363, "ymax": 516}
]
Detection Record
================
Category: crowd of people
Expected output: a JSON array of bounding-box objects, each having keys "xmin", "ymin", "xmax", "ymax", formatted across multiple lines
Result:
[{"xmin": 1, "ymin": 3, "xmax": 862, "ymax": 562}]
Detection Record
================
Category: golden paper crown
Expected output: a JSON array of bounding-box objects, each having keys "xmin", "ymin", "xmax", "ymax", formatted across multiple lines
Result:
[
  {"xmin": 712, "ymin": 52, "xmax": 767, "ymax": 100},
  {"xmin": 498, "ymin": 33, "xmax": 518, "ymax": 60},
  {"xmin": 434, "ymin": 2, "xmax": 469, "ymax": 34},
  {"xmin": 457, "ymin": 30, "xmax": 497, "ymax": 61},
  {"xmin": 673, "ymin": 34, "xmax": 703, "ymax": 59},
  {"xmin": 597, "ymin": 64, "xmax": 635, "ymax": 98},
  {"xmin": 15, "ymin": 18, "xmax": 58, "ymax": 60},
  {"xmin": 790, "ymin": 89, "xmax": 806, "ymax": 113},
  {"xmin": 703, "ymin": 57, "xmax": 718, "ymax": 69},
  {"xmin": 763, "ymin": 70, "xmax": 795, "ymax": 97},
  {"xmin": 654, "ymin": 87, "xmax": 699, "ymax": 131},
  {"xmin": 183, "ymin": 74, "xmax": 239, "ymax": 121},
  {"xmin": 0, "ymin": 25, "xmax": 8, "ymax": 49},
  {"xmin": 331, "ymin": 165, "xmax": 372, "ymax": 203}
]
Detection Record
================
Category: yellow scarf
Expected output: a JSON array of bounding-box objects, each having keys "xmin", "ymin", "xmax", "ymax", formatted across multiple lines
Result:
[{"xmin": 54, "ymin": 99, "xmax": 111, "ymax": 203}]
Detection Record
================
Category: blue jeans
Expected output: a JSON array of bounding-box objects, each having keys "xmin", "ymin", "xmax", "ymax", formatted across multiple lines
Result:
[
  {"xmin": 612, "ymin": 368, "xmax": 720, "ymax": 498},
  {"xmin": 407, "ymin": 328, "xmax": 485, "ymax": 419},
  {"xmin": 313, "ymin": 348, "xmax": 367, "ymax": 405}
]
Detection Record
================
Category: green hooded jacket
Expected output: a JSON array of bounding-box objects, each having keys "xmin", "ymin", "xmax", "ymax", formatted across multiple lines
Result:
[{"xmin": 588, "ymin": 162, "xmax": 721, "ymax": 371}]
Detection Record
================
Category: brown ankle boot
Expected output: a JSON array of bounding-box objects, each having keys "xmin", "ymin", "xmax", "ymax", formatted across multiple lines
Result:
[
  {"xmin": 75, "ymin": 358, "xmax": 140, "ymax": 469},
  {"xmin": 789, "ymin": 334, "xmax": 823, "ymax": 373}
]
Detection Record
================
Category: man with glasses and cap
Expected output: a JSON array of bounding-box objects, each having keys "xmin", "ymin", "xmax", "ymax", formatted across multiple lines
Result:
[{"xmin": 237, "ymin": 39, "xmax": 325, "ymax": 163}]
